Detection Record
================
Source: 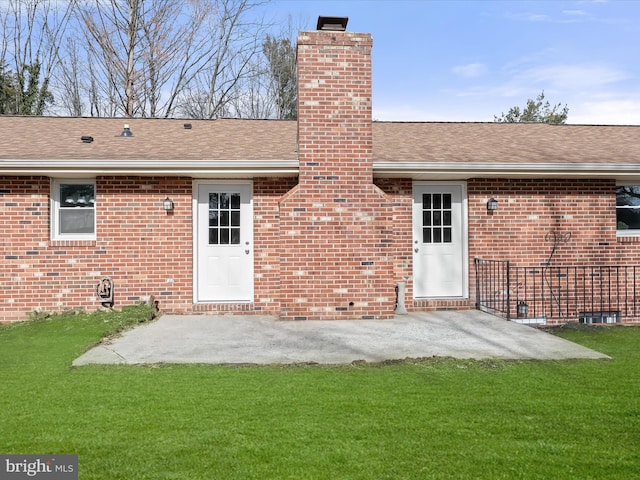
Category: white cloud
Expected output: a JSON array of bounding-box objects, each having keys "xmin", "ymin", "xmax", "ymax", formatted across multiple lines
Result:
[
  {"xmin": 562, "ymin": 10, "xmax": 589, "ymax": 17},
  {"xmin": 526, "ymin": 13, "xmax": 551, "ymax": 22},
  {"xmin": 443, "ymin": 63, "xmax": 627, "ymax": 100},
  {"xmin": 504, "ymin": 12, "xmax": 552, "ymax": 22},
  {"xmin": 570, "ymin": 99, "xmax": 640, "ymax": 125},
  {"xmin": 507, "ymin": 5, "xmax": 616, "ymax": 24},
  {"xmin": 452, "ymin": 63, "xmax": 487, "ymax": 78},
  {"xmin": 514, "ymin": 64, "xmax": 629, "ymax": 90},
  {"xmin": 506, "ymin": 12, "xmax": 585, "ymax": 24}
]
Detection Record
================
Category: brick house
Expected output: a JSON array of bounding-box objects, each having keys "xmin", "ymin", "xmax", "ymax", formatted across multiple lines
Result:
[{"xmin": 2, "ymin": 20, "xmax": 640, "ymax": 324}]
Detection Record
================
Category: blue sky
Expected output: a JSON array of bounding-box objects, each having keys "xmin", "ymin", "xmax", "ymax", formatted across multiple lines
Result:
[{"xmin": 258, "ymin": 0, "xmax": 640, "ymax": 125}]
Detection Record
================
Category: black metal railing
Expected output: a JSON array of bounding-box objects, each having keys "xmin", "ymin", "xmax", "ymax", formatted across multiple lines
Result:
[
  {"xmin": 474, "ymin": 258, "xmax": 511, "ymax": 318},
  {"xmin": 474, "ymin": 258, "xmax": 640, "ymax": 324}
]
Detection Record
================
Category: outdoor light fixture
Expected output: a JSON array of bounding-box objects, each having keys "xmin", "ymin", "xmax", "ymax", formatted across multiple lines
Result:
[
  {"xmin": 81, "ymin": 135, "xmax": 94, "ymax": 143},
  {"xmin": 163, "ymin": 197, "xmax": 174, "ymax": 211},
  {"xmin": 317, "ymin": 16, "xmax": 348, "ymax": 31},
  {"xmin": 517, "ymin": 301, "xmax": 529, "ymax": 318},
  {"xmin": 487, "ymin": 198, "xmax": 498, "ymax": 211},
  {"xmin": 120, "ymin": 124, "xmax": 133, "ymax": 137}
]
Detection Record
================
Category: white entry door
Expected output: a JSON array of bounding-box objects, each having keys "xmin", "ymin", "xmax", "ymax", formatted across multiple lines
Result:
[
  {"xmin": 413, "ymin": 184, "xmax": 466, "ymax": 298},
  {"xmin": 196, "ymin": 183, "xmax": 253, "ymax": 302}
]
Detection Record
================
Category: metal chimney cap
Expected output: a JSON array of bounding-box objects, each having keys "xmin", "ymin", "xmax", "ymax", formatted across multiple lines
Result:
[{"xmin": 317, "ymin": 16, "xmax": 348, "ymax": 31}]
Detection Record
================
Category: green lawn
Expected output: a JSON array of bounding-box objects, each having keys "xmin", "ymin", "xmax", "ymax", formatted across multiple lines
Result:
[{"xmin": 1, "ymin": 307, "xmax": 639, "ymax": 479}]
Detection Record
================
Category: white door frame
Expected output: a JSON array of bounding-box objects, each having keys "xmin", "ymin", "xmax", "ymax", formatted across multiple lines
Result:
[
  {"xmin": 192, "ymin": 180, "xmax": 254, "ymax": 303},
  {"xmin": 412, "ymin": 181, "xmax": 469, "ymax": 299}
]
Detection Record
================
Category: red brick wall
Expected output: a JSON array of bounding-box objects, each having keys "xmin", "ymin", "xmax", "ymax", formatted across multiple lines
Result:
[
  {"xmin": 468, "ymin": 178, "xmax": 618, "ymax": 266},
  {"xmin": 0, "ymin": 176, "xmax": 193, "ymax": 322},
  {"xmin": 372, "ymin": 177, "xmax": 640, "ymax": 320},
  {"xmin": 0, "ymin": 175, "xmax": 297, "ymax": 322},
  {"xmin": 374, "ymin": 178, "xmax": 414, "ymax": 303},
  {"xmin": 98, "ymin": 176, "xmax": 193, "ymax": 312},
  {"xmin": 3, "ymin": 174, "xmax": 638, "ymax": 323}
]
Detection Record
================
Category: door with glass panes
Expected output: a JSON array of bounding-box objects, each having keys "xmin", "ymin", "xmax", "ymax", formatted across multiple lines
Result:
[
  {"xmin": 196, "ymin": 183, "xmax": 253, "ymax": 302},
  {"xmin": 412, "ymin": 184, "xmax": 465, "ymax": 297}
]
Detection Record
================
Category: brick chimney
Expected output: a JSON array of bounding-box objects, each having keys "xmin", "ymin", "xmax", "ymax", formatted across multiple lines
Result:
[
  {"xmin": 296, "ymin": 26, "xmax": 373, "ymax": 186},
  {"xmin": 278, "ymin": 19, "xmax": 396, "ymax": 320}
]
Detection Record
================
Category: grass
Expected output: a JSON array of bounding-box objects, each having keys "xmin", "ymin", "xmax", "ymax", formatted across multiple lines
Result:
[{"xmin": 1, "ymin": 307, "xmax": 639, "ymax": 479}]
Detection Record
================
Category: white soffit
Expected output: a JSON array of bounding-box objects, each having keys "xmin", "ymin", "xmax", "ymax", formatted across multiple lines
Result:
[
  {"xmin": 373, "ymin": 162, "xmax": 640, "ymax": 181},
  {"xmin": 4, "ymin": 159, "xmax": 640, "ymax": 181},
  {"xmin": 0, "ymin": 159, "xmax": 299, "ymax": 178}
]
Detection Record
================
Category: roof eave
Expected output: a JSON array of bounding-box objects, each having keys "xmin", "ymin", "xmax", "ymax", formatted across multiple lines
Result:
[
  {"xmin": 373, "ymin": 162, "xmax": 640, "ymax": 181},
  {"xmin": 3, "ymin": 159, "xmax": 639, "ymax": 181},
  {"xmin": 0, "ymin": 159, "xmax": 299, "ymax": 178}
]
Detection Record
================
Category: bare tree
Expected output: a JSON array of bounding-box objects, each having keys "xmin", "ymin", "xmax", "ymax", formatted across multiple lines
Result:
[
  {"xmin": 53, "ymin": 36, "xmax": 83, "ymax": 115},
  {"xmin": 135, "ymin": 0, "xmax": 211, "ymax": 117},
  {"xmin": 177, "ymin": 0, "xmax": 270, "ymax": 119},
  {"xmin": 0, "ymin": 0, "xmax": 74, "ymax": 114},
  {"xmin": 76, "ymin": 0, "xmax": 269, "ymax": 118},
  {"xmin": 2, "ymin": 0, "xmax": 290, "ymax": 119},
  {"xmin": 218, "ymin": 13, "xmax": 300, "ymax": 119},
  {"xmin": 223, "ymin": 59, "xmax": 272, "ymax": 119},
  {"xmin": 77, "ymin": 0, "xmax": 142, "ymax": 116}
]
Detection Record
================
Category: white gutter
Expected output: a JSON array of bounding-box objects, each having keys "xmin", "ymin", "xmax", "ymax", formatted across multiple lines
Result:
[
  {"xmin": 373, "ymin": 162, "xmax": 640, "ymax": 180},
  {"xmin": 0, "ymin": 159, "xmax": 299, "ymax": 178},
  {"xmin": 3, "ymin": 159, "xmax": 639, "ymax": 180}
]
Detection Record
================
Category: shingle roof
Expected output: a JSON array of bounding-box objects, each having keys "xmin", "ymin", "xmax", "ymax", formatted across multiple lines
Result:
[
  {"xmin": 1, "ymin": 116, "xmax": 640, "ymax": 178},
  {"xmin": 0, "ymin": 117, "xmax": 298, "ymax": 161},
  {"xmin": 372, "ymin": 122, "xmax": 640, "ymax": 164}
]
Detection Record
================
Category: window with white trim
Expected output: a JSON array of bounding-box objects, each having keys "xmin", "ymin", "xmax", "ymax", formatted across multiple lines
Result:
[
  {"xmin": 51, "ymin": 179, "xmax": 96, "ymax": 240},
  {"xmin": 616, "ymin": 185, "xmax": 640, "ymax": 235}
]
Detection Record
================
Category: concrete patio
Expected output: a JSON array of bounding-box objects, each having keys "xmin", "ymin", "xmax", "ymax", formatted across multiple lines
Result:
[{"xmin": 73, "ymin": 310, "xmax": 609, "ymax": 366}]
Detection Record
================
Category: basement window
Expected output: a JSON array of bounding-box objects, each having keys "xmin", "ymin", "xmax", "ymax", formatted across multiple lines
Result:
[
  {"xmin": 51, "ymin": 179, "xmax": 96, "ymax": 240},
  {"xmin": 579, "ymin": 311, "xmax": 621, "ymax": 324},
  {"xmin": 616, "ymin": 185, "xmax": 640, "ymax": 235}
]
